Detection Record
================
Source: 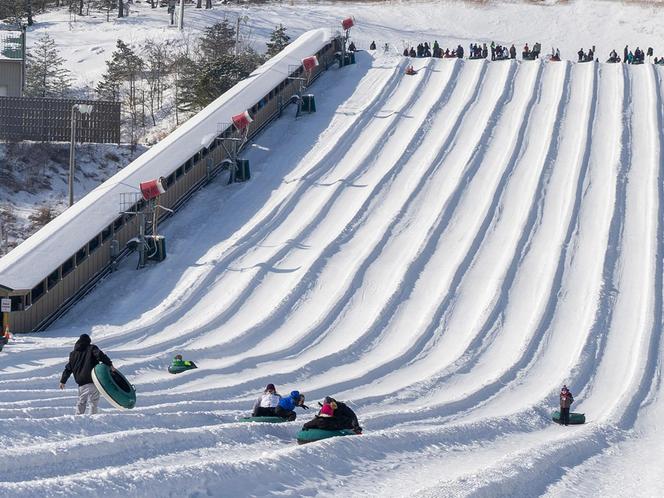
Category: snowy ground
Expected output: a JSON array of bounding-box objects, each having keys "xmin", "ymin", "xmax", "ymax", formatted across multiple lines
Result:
[{"xmin": 2, "ymin": 1, "xmax": 664, "ymax": 497}]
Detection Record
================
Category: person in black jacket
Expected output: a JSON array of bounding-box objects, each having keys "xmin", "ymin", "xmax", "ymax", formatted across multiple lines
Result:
[
  {"xmin": 59, "ymin": 333, "xmax": 114, "ymax": 415},
  {"xmin": 302, "ymin": 396, "xmax": 362, "ymax": 434}
]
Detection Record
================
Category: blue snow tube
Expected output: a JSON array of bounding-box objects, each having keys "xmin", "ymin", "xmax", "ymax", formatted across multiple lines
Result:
[
  {"xmin": 91, "ymin": 364, "xmax": 136, "ymax": 410},
  {"xmin": 296, "ymin": 428, "xmax": 358, "ymax": 445}
]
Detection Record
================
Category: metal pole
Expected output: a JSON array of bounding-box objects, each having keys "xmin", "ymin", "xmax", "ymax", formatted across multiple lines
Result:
[
  {"xmin": 235, "ymin": 16, "xmax": 241, "ymax": 56},
  {"xmin": 178, "ymin": 0, "xmax": 184, "ymax": 30},
  {"xmin": 68, "ymin": 106, "xmax": 77, "ymax": 207},
  {"xmin": 20, "ymin": 25, "xmax": 26, "ymax": 96}
]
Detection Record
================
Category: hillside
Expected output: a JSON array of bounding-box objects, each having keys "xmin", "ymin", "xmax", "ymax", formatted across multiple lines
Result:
[{"xmin": 2, "ymin": 2, "xmax": 664, "ymax": 497}]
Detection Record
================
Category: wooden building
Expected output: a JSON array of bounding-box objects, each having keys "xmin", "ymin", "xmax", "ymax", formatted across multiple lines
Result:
[{"xmin": 0, "ymin": 29, "xmax": 339, "ymax": 333}]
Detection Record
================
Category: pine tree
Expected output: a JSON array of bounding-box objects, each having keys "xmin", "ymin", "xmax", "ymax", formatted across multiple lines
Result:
[
  {"xmin": 266, "ymin": 24, "xmax": 290, "ymax": 58},
  {"xmin": 25, "ymin": 33, "xmax": 72, "ymax": 98},
  {"xmin": 198, "ymin": 20, "xmax": 235, "ymax": 63}
]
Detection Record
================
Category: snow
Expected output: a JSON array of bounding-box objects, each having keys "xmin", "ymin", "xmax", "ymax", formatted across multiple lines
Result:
[{"xmin": 2, "ymin": 1, "xmax": 664, "ymax": 497}]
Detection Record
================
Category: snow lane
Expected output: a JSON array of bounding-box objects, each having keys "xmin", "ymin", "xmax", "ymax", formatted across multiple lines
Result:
[
  {"xmin": 338, "ymin": 60, "xmax": 539, "ymax": 399},
  {"xmin": 580, "ymin": 64, "xmax": 659, "ymax": 424}
]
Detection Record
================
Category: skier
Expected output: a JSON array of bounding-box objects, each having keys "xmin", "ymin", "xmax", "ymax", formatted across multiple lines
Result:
[
  {"xmin": 251, "ymin": 383, "xmax": 282, "ymax": 417},
  {"xmin": 275, "ymin": 390, "xmax": 308, "ymax": 421},
  {"xmin": 302, "ymin": 396, "xmax": 362, "ymax": 434},
  {"xmin": 559, "ymin": 385, "xmax": 574, "ymax": 426},
  {"xmin": 59, "ymin": 333, "xmax": 115, "ymax": 415}
]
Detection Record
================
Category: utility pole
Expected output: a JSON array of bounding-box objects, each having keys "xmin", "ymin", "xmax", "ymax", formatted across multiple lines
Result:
[{"xmin": 69, "ymin": 104, "xmax": 94, "ymax": 207}]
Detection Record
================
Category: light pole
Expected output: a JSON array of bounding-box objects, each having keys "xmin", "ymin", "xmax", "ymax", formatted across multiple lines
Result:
[{"xmin": 69, "ymin": 104, "xmax": 93, "ymax": 207}]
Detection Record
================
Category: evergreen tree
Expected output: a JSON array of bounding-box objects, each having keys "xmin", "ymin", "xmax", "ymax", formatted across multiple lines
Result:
[
  {"xmin": 265, "ymin": 24, "xmax": 290, "ymax": 58},
  {"xmin": 198, "ymin": 20, "xmax": 235, "ymax": 63},
  {"xmin": 177, "ymin": 50, "xmax": 263, "ymax": 113},
  {"xmin": 25, "ymin": 33, "xmax": 71, "ymax": 97}
]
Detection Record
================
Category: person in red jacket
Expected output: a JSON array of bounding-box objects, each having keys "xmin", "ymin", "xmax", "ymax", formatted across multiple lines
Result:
[
  {"xmin": 559, "ymin": 385, "xmax": 574, "ymax": 426},
  {"xmin": 59, "ymin": 333, "xmax": 115, "ymax": 415}
]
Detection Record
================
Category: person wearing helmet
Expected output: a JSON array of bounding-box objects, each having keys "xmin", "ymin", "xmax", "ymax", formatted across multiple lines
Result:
[
  {"xmin": 275, "ymin": 390, "xmax": 308, "ymax": 421},
  {"xmin": 251, "ymin": 383, "xmax": 282, "ymax": 417},
  {"xmin": 559, "ymin": 385, "xmax": 574, "ymax": 426}
]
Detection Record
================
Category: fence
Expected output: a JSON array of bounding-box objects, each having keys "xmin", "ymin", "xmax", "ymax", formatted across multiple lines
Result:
[{"xmin": 0, "ymin": 97, "xmax": 120, "ymax": 143}]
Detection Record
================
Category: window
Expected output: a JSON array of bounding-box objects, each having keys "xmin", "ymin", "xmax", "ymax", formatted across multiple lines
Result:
[
  {"xmin": 166, "ymin": 172, "xmax": 176, "ymax": 187},
  {"xmin": 184, "ymin": 157, "xmax": 194, "ymax": 171},
  {"xmin": 31, "ymin": 281, "xmax": 45, "ymax": 303},
  {"xmin": 47, "ymin": 268, "xmax": 61, "ymax": 290},
  {"xmin": 76, "ymin": 246, "xmax": 88, "ymax": 265},
  {"xmin": 9, "ymin": 295, "xmax": 24, "ymax": 311},
  {"xmin": 62, "ymin": 256, "xmax": 75, "ymax": 276},
  {"xmin": 113, "ymin": 215, "xmax": 124, "ymax": 231},
  {"xmin": 102, "ymin": 224, "xmax": 112, "ymax": 242},
  {"xmin": 88, "ymin": 234, "xmax": 100, "ymax": 254},
  {"xmin": 176, "ymin": 165, "xmax": 185, "ymax": 178},
  {"xmin": 194, "ymin": 151, "xmax": 201, "ymax": 163}
]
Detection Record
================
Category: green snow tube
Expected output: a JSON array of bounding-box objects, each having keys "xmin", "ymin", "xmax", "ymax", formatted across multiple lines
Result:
[
  {"xmin": 552, "ymin": 411, "xmax": 585, "ymax": 424},
  {"xmin": 240, "ymin": 416, "xmax": 288, "ymax": 423},
  {"xmin": 168, "ymin": 361, "xmax": 197, "ymax": 374},
  {"xmin": 91, "ymin": 364, "xmax": 136, "ymax": 410},
  {"xmin": 296, "ymin": 428, "xmax": 358, "ymax": 445}
]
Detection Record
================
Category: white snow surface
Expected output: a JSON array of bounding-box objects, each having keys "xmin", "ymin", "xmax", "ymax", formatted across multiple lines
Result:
[{"xmin": 2, "ymin": 2, "xmax": 664, "ymax": 497}]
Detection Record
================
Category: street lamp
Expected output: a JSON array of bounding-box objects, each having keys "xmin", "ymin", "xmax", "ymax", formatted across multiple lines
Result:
[{"xmin": 68, "ymin": 104, "xmax": 93, "ymax": 207}]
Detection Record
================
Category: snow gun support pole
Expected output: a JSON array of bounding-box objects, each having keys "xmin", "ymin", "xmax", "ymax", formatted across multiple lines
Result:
[{"xmin": 287, "ymin": 65, "xmax": 307, "ymax": 118}]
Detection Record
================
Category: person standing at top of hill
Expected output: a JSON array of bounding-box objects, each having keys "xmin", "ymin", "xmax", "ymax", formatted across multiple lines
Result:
[
  {"xmin": 59, "ymin": 333, "xmax": 115, "ymax": 415},
  {"xmin": 559, "ymin": 385, "xmax": 574, "ymax": 426},
  {"xmin": 624, "ymin": 45, "xmax": 629, "ymax": 63}
]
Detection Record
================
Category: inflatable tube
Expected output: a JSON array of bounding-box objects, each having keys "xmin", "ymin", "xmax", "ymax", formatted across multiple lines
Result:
[
  {"xmin": 240, "ymin": 416, "xmax": 288, "ymax": 423},
  {"xmin": 296, "ymin": 428, "xmax": 357, "ymax": 445},
  {"xmin": 551, "ymin": 411, "xmax": 585, "ymax": 424},
  {"xmin": 168, "ymin": 362, "xmax": 197, "ymax": 374},
  {"xmin": 91, "ymin": 364, "xmax": 136, "ymax": 410}
]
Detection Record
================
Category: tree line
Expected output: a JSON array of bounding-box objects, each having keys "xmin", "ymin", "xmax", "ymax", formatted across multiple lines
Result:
[
  {"xmin": 1, "ymin": 0, "xmax": 227, "ymax": 25},
  {"xmin": 25, "ymin": 22, "xmax": 291, "ymax": 145}
]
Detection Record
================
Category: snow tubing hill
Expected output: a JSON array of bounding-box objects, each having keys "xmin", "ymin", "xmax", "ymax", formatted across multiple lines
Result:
[
  {"xmin": 91, "ymin": 364, "xmax": 136, "ymax": 410},
  {"xmin": 168, "ymin": 362, "xmax": 197, "ymax": 374},
  {"xmin": 240, "ymin": 416, "xmax": 288, "ymax": 423},
  {"xmin": 551, "ymin": 411, "xmax": 586, "ymax": 424},
  {"xmin": 296, "ymin": 428, "xmax": 358, "ymax": 444}
]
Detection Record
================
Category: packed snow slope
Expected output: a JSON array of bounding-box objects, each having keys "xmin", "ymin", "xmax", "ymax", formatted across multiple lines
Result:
[{"xmin": 2, "ymin": 52, "xmax": 664, "ymax": 497}]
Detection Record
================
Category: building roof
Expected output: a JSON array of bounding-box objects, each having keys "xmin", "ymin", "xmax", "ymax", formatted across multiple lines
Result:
[{"xmin": 0, "ymin": 28, "xmax": 333, "ymax": 291}]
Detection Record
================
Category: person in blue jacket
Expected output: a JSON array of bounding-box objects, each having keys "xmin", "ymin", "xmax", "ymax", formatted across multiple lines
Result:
[{"xmin": 275, "ymin": 390, "xmax": 308, "ymax": 421}]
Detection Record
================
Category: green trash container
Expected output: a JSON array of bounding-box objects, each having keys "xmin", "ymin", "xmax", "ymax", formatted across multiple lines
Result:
[
  {"xmin": 235, "ymin": 158, "xmax": 251, "ymax": 182},
  {"xmin": 301, "ymin": 94, "xmax": 316, "ymax": 113},
  {"xmin": 147, "ymin": 235, "xmax": 167, "ymax": 262}
]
